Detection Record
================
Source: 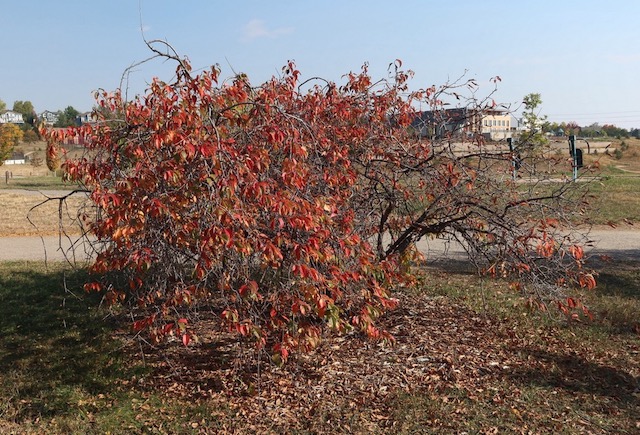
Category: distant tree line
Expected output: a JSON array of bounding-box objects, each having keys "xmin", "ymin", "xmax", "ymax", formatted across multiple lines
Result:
[
  {"xmin": 1, "ymin": 97, "xmax": 84, "ymax": 128},
  {"xmin": 544, "ymin": 121, "xmax": 637, "ymax": 139}
]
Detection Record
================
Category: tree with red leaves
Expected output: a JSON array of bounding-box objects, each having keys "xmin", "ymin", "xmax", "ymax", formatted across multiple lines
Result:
[{"xmin": 42, "ymin": 42, "xmax": 596, "ymax": 361}]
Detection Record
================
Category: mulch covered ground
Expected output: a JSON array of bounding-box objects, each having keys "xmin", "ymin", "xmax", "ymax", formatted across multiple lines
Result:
[{"xmin": 124, "ymin": 284, "xmax": 640, "ymax": 434}]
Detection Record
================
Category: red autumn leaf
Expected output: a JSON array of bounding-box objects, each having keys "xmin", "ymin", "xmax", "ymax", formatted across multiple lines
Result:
[
  {"xmin": 569, "ymin": 245, "xmax": 584, "ymax": 260},
  {"xmin": 163, "ymin": 323, "xmax": 175, "ymax": 334}
]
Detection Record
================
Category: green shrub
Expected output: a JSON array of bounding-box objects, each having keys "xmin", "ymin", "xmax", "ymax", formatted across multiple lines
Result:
[{"xmin": 614, "ymin": 148, "xmax": 623, "ymax": 160}]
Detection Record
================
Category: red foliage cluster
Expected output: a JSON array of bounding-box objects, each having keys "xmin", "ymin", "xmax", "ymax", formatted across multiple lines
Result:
[
  {"xmin": 42, "ymin": 54, "xmax": 596, "ymax": 360},
  {"xmin": 44, "ymin": 60, "xmax": 425, "ymax": 359}
]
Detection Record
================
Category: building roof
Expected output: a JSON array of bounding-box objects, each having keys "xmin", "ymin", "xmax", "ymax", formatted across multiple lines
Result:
[{"xmin": 412, "ymin": 108, "xmax": 472, "ymax": 131}]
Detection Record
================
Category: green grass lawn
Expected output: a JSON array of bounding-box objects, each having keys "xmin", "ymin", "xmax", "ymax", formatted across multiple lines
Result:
[
  {"xmin": 0, "ymin": 175, "xmax": 77, "ymax": 190},
  {"xmin": 0, "ymin": 262, "xmax": 209, "ymax": 434},
  {"xmin": 506, "ymin": 163, "xmax": 640, "ymax": 227},
  {"xmin": 587, "ymin": 170, "xmax": 640, "ymax": 225}
]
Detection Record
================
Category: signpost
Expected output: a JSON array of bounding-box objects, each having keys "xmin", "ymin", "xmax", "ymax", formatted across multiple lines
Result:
[{"xmin": 568, "ymin": 135, "xmax": 583, "ymax": 181}]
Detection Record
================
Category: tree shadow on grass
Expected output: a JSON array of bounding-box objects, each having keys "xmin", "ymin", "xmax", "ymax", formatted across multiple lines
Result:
[
  {"xmin": 591, "ymin": 263, "xmax": 640, "ymax": 302},
  {"xmin": 582, "ymin": 254, "xmax": 640, "ymax": 335},
  {"xmin": 507, "ymin": 346, "xmax": 639, "ymax": 403},
  {"xmin": 0, "ymin": 263, "xmax": 138, "ymax": 420}
]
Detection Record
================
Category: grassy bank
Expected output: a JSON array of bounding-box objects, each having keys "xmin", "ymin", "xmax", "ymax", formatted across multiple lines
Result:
[
  {"xmin": 0, "ymin": 174, "xmax": 74, "ymax": 190},
  {"xmin": 587, "ymin": 172, "xmax": 640, "ymax": 225}
]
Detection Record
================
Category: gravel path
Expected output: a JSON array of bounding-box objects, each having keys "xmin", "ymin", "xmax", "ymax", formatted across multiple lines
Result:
[
  {"xmin": 0, "ymin": 235, "xmax": 94, "ymax": 263},
  {"xmin": 417, "ymin": 229, "xmax": 640, "ymax": 271},
  {"xmin": 0, "ymin": 229, "xmax": 638, "ymax": 264}
]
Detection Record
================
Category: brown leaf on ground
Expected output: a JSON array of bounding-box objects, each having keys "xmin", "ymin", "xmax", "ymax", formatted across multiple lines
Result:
[{"xmin": 119, "ymin": 290, "xmax": 639, "ymax": 433}]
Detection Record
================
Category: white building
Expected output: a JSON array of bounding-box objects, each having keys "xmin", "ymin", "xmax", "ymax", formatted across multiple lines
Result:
[
  {"xmin": 39, "ymin": 110, "xmax": 59, "ymax": 126},
  {"xmin": 77, "ymin": 111, "xmax": 97, "ymax": 125},
  {"xmin": 413, "ymin": 108, "xmax": 514, "ymax": 141},
  {"xmin": 0, "ymin": 110, "xmax": 25, "ymax": 124},
  {"xmin": 480, "ymin": 110, "xmax": 513, "ymax": 140}
]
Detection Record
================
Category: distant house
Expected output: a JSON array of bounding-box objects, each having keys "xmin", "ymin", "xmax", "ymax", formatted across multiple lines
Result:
[
  {"xmin": 77, "ymin": 111, "xmax": 97, "ymax": 125},
  {"xmin": 38, "ymin": 110, "xmax": 59, "ymax": 126},
  {"xmin": 0, "ymin": 110, "xmax": 25, "ymax": 124},
  {"xmin": 4, "ymin": 151, "xmax": 26, "ymax": 165},
  {"xmin": 412, "ymin": 108, "xmax": 512, "ymax": 141}
]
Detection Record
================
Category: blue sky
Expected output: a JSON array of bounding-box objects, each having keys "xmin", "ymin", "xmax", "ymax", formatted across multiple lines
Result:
[{"xmin": 2, "ymin": 0, "xmax": 640, "ymax": 128}]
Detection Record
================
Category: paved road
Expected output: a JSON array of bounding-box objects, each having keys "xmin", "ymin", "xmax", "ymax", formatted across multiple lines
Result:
[
  {"xmin": 0, "ymin": 235, "xmax": 95, "ymax": 263},
  {"xmin": 416, "ymin": 229, "xmax": 640, "ymax": 256},
  {"xmin": 0, "ymin": 229, "xmax": 638, "ymax": 264},
  {"xmin": 416, "ymin": 229, "xmax": 640, "ymax": 271}
]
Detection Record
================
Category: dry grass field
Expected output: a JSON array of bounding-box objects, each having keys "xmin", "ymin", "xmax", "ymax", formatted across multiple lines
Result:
[
  {"xmin": 0, "ymin": 141, "xmax": 87, "ymax": 236},
  {"xmin": 0, "ymin": 190, "xmax": 87, "ymax": 237},
  {"xmin": 1, "ymin": 163, "xmax": 51, "ymax": 178}
]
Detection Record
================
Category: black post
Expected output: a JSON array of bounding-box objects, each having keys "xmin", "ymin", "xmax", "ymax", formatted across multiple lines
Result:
[
  {"xmin": 508, "ymin": 137, "xmax": 516, "ymax": 180},
  {"xmin": 575, "ymin": 148, "xmax": 583, "ymax": 169},
  {"xmin": 569, "ymin": 135, "xmax": 577, "ymax": 181}
]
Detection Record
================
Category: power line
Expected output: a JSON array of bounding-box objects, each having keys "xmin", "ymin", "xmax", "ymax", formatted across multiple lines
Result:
[
  {"xmin": 547, "ymin": 115, "xmax": 640, "ymax": 121},
  {"xmin": 544, "ymin": 111, "xmax": 640, "ymax": 127},
  {"xmin": 546, "ymin": 115, "xmax": 640, "ymax": 124},
  {"xmin": 546, "ymin": 110, "xmax": 640, "ymax": 116}
]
